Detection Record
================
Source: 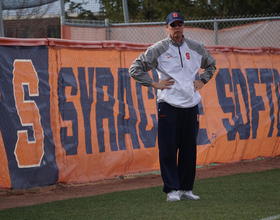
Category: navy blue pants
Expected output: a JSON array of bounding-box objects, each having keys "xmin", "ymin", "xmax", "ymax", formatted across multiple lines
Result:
[{"xmin": 158, "ymin": 102, "xmax": 199, "ymax": 193}]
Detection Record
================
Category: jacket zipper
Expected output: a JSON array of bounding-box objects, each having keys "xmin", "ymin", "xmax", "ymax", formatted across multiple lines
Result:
[{"xmin": 178, "ymin": 47, "xmax": 183, "ymax": 67}]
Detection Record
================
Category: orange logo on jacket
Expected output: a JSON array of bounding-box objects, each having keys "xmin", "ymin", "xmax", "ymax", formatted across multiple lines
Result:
[{"xmin": 186, "ymin": 53, "xmax": 190, "ymax": 60}]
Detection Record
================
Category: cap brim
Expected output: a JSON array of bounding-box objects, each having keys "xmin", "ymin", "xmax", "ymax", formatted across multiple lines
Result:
[{"xmin": 168, "ymin": 18, "xmax": 184, "ymax": 24}]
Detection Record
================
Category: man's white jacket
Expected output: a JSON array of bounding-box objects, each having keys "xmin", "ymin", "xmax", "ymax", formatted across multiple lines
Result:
[{"xmin": 129, "ymin": 35, "xmax": 216, "ymax": 108}]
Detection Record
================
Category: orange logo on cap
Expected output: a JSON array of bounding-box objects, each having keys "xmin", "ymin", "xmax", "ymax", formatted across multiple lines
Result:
[{"xmin": 173, "ymin": 13, "xmax": 178, "ymax": 17}]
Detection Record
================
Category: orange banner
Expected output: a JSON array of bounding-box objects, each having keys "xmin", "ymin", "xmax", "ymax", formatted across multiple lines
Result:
[
  {"xmin": 197, "ymin": 48, "xmax": 280, "ymax": 164},
  {"xmin": 0, "ymin": 38, "xmax": 279, "ymax": 189},
  {"xmin": 48, "ymin": 44, "xmax": 160, "ymax": 184},
  {"xmin": 0, "ymin": 131, "xmax": 11, "ymax": 189}
]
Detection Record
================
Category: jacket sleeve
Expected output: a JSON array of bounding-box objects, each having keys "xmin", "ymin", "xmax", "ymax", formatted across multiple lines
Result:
[
  {"xmin": 129, "ymin": 46, "xmax": 159, "ymax": 87},
  {"xmin": 199, "ymin": 46, "xmax": 216, "ymax": 84}
]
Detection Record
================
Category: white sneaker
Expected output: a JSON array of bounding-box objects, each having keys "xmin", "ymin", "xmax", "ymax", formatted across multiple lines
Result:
[
  {"xmin": 167, "ymin": 190, "xmax": 180, "ymax": 202},
  {"xmin": 177, "ymin": 190, "xmax": 200, "ymax": 200}
]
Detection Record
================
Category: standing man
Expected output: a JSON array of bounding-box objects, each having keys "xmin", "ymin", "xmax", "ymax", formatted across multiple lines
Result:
[{"xmin": 129, "ymin": 12, "xmax": 216, "ymax": 202}]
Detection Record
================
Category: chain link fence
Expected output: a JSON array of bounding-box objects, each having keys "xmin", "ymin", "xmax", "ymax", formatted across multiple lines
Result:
[
  {"xmin": 107, "ymin": 15, "xmax": 280, "ymax": 47},
  {"xmin": 1, "ymin": 0, "xmax": 101, "ymax": 38},
  {"xmin": 2, "ymin": 1, "xmax": 61, "ymax": 38},
  {"xmin": 64, "ymin": 14, "xmax": 280, "ymax": 47},
  {"xmin": 1, "ymin": 0, "xmax": 279, "ymax": 47}
]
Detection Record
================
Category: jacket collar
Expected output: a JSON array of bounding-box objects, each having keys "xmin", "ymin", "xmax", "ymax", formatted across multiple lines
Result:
[{"xmin": 167, "ymin": 35, "xmax": 185, "ymax": 47}]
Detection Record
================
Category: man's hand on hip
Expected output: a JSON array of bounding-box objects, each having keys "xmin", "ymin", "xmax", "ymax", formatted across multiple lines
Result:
[
  {"xmin": 151, "ymin": 77, "xmax": 174, "ymax": 90},
  {"xmin": 193, "ymin": 80, "xmax": 205, "ymax": 91}
]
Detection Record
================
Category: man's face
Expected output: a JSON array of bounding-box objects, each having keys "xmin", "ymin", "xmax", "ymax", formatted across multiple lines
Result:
[{"xmin": 166, "ymin": 21, "xmax": 184, "ymax": 42}]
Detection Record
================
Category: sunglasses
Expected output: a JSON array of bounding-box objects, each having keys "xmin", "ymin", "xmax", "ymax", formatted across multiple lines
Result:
[{"xmin": 170, "ymin": 22, "xmax": 184, "ymax": 28}]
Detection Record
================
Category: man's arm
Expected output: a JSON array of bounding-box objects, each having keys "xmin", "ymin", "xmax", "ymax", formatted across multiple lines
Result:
[
  {"xmin": 199, "ymin": 61, "xmax": 216, "ymax": 84},
  {"xmin": 129, "ymin": 40, "xmax": 174, "ymax": 89},
  {"xmin": 195, "ymin": 47, "xmax": 216, "ymax": 90},
  {"xmin": 129, "ymin": 48, "xmax": 158, "ymax": 87},
  {"xmin": 194, "ymin": 61, "xmax": 216, "ymax": 91}
]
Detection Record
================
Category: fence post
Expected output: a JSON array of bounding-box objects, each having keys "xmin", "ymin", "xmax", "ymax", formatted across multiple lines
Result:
[
  {"xmin": 60, "ymin": 0, "xmax": 65, "ymax": 25},
  {"xmin": 0, "ymin": 0, "xmax": 4, "ymax": 37},
  {"xmin": 122, "ymin": 0, "xmax": 129, "ymax": 23},
  {"xmin": 59, "ymin": 0, "xmax": 66, "ymax": 39},
  {"xmin": 105, "ymin": 18, "xmax": 110, "ymax": 40},
  {"xmin": 214, "ymin": 18, "xmax": 218, "ymax": 45}
]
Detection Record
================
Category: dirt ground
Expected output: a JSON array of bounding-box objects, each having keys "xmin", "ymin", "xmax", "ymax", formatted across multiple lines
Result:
[{"xmin": 1, "ymin": 156, "xmax": 280, "ymax": 210}]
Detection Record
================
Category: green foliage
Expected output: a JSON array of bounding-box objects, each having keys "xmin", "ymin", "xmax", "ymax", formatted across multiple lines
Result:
[
  {"xmin": 99, "ymin": 0, "xmax": 280, "ymax": 22},
  {"xmin": 1, "ymin": 168, "xmax": 280, "ymax": 220},
  {"xmin": 209, "ymin": 0, "xmax": 280, "ymax": 17},
  {"xmin": 65, "ymin": 0, "xmax": 98, "ymax": 20}
]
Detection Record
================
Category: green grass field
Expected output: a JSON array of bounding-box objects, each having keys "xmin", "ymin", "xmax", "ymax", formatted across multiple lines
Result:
[{"xmin": 1, "ymin": 168, "xmax": 280, "ymax": 220}]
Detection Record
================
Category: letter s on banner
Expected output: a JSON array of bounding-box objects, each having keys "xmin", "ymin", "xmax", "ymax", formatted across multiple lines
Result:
[{"xmin": 13, "ymin": 59, "xmax": 44, "ymax": 168}]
